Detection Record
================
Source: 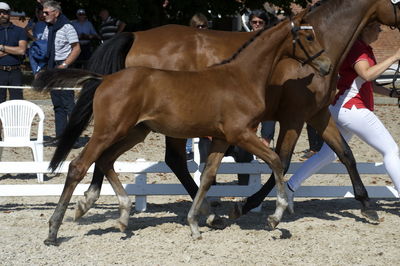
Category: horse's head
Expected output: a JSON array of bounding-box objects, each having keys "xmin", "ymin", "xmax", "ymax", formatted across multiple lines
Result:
[
  {"xmin": 376, "ymin": 0, "xmax": 400, "ymax": 28},
  {"xmin": 289, "ymin": 9, "xmax": 331, "ymax": 76}
]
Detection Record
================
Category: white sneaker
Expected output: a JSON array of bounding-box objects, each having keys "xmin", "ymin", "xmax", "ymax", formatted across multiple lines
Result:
[{"xmin": 284, "ymin": 182, "xmax": 295, "ymax": 214}]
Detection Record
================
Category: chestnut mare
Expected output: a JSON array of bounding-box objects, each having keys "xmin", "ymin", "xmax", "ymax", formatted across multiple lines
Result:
[
  {"xmin": 78, "ymin": 0, "xmax": 400, "ymax": 223},
  {"xmin": 35, "ymin": 14, "xmax": 330, "ymax": 245}
]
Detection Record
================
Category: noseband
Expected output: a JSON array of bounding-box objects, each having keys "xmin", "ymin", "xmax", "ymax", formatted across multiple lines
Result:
[{"xmin": 291, "ymin": 22, "xmax": 325, "ymax": 66}]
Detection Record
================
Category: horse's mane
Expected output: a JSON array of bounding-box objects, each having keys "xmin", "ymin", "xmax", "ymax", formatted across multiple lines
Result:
[{"xmin": 214, "ymin": 20, "xmax": 283, "ymax": 66}]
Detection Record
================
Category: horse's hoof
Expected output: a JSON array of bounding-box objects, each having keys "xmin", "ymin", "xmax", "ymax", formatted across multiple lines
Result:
[
  {"xmin": 118, "ymin": 220, "xmax": 128, "ymax": 232},
  {"xmin": 266, "ymin": 215, "xmax": 280, "ymax": 230},
  {"xmin": 206, "ymin": 214, "xmax": 226, "ymax": 229},
  {"xmin": 361, "ymin": 208, "xmax": 379, "ymax": 222},
  {"xmin": 44, "ymin": 238, "xmax": 58, "ymax": 246},
  {"xmin": 228, "ymin": 203, "xmax": 243, "ymax": 220}
]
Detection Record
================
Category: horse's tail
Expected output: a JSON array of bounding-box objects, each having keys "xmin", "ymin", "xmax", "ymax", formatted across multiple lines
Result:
[
  {"xmin": 32, "ymin": 69, "xmax": 103, "ymax": 171},
  {"xmin": 86, "ymin": 32, "xmax": 134, "ymax": 74}
]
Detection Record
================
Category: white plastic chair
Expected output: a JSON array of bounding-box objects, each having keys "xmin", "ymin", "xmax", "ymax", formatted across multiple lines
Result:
[{"xmin": 0, "ymin": 100, "xmax": 45, "ymax": 182}]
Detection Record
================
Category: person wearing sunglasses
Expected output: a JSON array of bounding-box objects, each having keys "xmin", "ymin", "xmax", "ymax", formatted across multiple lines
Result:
[
  {"xmin": 0, "ymin": 1, "xmax": 27, "ymax": 103},
  {"xmin": 41, "ymin": 1, "xmax": 80, "ymax": 141}
]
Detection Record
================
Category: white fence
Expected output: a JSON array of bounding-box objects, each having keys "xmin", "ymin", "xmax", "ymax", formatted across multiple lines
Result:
[{"xmin": 0, "ymin": 159, "xmax": 398, "ymax": 212}]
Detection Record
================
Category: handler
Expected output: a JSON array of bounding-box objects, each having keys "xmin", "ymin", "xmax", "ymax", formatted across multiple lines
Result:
[
  {"xmin": 0, "ymin": 2, "xmax": 27, "ymax": 102},
  {"xmin": 285, "ymin": 22, "xmax": 400, "ymax": 211}
]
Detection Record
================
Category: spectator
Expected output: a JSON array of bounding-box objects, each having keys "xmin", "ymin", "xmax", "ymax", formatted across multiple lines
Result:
[
  {"xmin": 0, "ymin": 1, "xmax": 27, "ymax": 103},
  {"xmin": 98, "ymin": 8, "xmax": 126, "ymax": 41},
  {"xmin": 190, "ymin": 12, "xmax": 253, "ymax": 185},
  {"xmin": 71, "ymin": 8, "xmax": 98, "ymax": 68},
  {"xmin": 184, "ymin": 13, "xmax": 209, "ymax": 161},
  {"xmin": 248, "ymin": 10, "xmax": 277, "ymax": 148},
  {"xmin": 41, "ymin": 0, "xmax": 80, "ymax": 140},
  {"xmin": 25, "ymin": 3, "xmax": 46, "ymax": 41}
]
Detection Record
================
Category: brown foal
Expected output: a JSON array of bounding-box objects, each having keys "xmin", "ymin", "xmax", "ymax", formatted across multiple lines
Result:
[{"xmin": 34, "ymin": 12, "xmax": 330, "ymax": 245}]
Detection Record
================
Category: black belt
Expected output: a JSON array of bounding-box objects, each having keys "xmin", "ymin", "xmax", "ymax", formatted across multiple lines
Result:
[{"xmin": 0, "ymin": 65, "xmax": 20, "ymax": 71}]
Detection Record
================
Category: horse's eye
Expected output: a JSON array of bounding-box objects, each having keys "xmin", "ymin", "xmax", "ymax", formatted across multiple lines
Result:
[{"xmin": 306, "ymin": 34, "xmax": 314, "ymax": 41}]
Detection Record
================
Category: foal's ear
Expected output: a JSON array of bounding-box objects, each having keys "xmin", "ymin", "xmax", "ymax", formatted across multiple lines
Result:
[{"xmin": 296, "ymin": 5, "xmax": 312, "ymax": 24}]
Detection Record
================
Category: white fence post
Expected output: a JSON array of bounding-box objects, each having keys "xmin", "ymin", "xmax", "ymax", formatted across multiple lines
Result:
[{"xmin": 134, "ymin": 173, "xmax": 147, "ymax": 212}]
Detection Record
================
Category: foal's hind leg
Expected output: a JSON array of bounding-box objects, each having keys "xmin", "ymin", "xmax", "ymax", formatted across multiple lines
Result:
[
  {"xmin": 45, "ymin": 134, "xmax": 122, "ymax": 246},
  {"xmin": 309, "ymin": 110, "xmax": 378, "ymax": 221},
  {"xmin": 187, "ymin": 138, "xmax": 229, "ymax": 240},
  {"xmin": 74, "ymin": 166, "xmax": 104, "ymax": 220}
]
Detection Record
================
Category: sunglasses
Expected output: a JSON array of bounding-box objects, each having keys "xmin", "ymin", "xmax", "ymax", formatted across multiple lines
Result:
[
  {"xmin": 251, "ymin": 20, "xmax": 265, "ymax": 25},
  {"xmin": 43, "ymin": 10, "xmax": 56, "ymax": 16},
  {"xmin": 196, "ymin": 24, "xmax": 207, "ymax": 29},
  {"xmin": 0, "ymin": 10, "xmax": 10, "ymax": 15}
]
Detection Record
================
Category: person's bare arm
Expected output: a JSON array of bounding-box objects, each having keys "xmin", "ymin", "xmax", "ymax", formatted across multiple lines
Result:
[
  {"xmin": 0, "ymin": 40, "xmax": 28, "ymax": 55},
  {"xmin": 354, "ymin": 48, "xmax": 400, "ymax": 81},
  {"xmin": 57, "ymin": 42, "xmax": 81, "ymax": 68}
]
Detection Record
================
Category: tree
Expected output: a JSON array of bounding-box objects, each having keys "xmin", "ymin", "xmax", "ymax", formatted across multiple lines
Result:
[{"xmin": 11, "ymin": 0, "xmax": 312, "ymax": 30}]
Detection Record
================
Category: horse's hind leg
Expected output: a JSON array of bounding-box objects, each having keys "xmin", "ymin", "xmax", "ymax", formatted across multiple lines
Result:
[
  {"xmin": 187, "ymin": 139, "xmax": 229, "ymax": 240},
  {"xmin": 309, "ymin": 110, "xmax": 378, "ymax": 221},
  {"xmin": 74, "ymin": 165, "xmax": 104, "ymax": 220},
  {"xmin": 231, "ymin": 129, "xmax": 286, "ymax": 229}
]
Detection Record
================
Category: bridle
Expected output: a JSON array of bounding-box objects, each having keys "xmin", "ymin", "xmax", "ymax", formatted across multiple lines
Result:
[
  {"xmin": 290, "ymin": 22, "xmax": 325, "ymax": 66},
  {"xmin": 390, "ymin": 0, "xmax": 400, "ymax": 106}
]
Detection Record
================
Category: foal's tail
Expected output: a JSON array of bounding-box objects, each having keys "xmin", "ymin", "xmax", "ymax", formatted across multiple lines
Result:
[{"xmin": 32, "ymin": 69, "xmax": 103, "ymax": 171}]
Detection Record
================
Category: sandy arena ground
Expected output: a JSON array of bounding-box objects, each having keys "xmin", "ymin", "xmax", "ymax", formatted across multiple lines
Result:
[{"xmin": 0, "ymin": 93, "xmax": 399, "ymax": 265}]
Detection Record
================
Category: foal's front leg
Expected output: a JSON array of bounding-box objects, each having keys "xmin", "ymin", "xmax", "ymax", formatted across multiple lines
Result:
[
  {"xmin": 187, "ymin": 139, "xmax": 229, "ymax": 240},
  {"xmin": 233, "ymin": 130, "xmax": 287, "ymax": 229}
]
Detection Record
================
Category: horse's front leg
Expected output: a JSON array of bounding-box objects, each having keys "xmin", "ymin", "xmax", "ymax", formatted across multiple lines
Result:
[
  {"xmin": 231, "ymin": 122, "xmax": 302, "ymax": 219},
  {"xmin": 309, "ymin": 110, "xmax": 379, "ymax": 221},
  {"xmin": 232, "ymin": 129, "xmax": 286, "ymax": 229},
  {"xmin": 187, "ymin": 139, "xmax": 229, "ymax": 240}
]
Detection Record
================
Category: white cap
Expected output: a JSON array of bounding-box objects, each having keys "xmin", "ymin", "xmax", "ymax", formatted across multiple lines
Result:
[{"xmin": 0, "ymin": 2, "xmax": 10, "ymax": 11}]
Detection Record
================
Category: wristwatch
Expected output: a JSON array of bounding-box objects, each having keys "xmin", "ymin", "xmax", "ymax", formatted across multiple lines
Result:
[
  {"xmin": 0, "ymin": 45, "xmax": 5, "ymax": 52},
  {"xmin": 61, "ymin": 62, "xmax": 68, "ymax": 67}
]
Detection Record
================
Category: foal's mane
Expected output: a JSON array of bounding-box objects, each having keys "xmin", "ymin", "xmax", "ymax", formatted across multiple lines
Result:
[{"xmin": 214, "ymin": 20, "xmax": 283, "ymax": 66}]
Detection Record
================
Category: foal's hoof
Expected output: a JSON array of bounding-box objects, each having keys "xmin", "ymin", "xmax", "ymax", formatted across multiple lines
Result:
[
  {"xmin": 361, "ymin": 208, "xmax": 379, "ymax": 222},
  {"xmin": 206, "ymin": 214, "xmax": 226, "ymax": 229},
  {"xmin": 228, "ymin": 203, "xmax": 243, "ymax": 220},
  {"xmin": 118, "ymin": 220, "xmax": 128, "ymax": 232},
  {"xmin": 74, "ymin": 202, "xmax": 86, "ymax": 221},
  {"xmin": 44, "ymin": 238, "xmax": 58, "ymax": 246},
  {"xmin": 266, "ymin": 215, "xmax": 280, "ymax": 230},
  {"xmin": 191, "ymin": 232, "xmax": 202, "ymax": 240}
]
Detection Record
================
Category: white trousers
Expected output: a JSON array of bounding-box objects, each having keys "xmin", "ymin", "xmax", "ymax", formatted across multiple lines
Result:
[{"xmin": 288, "ymin": 105, "xmax": 400, "ymax": 193}]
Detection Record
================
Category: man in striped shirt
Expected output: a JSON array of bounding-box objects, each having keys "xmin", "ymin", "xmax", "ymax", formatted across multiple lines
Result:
[
  {"xmin": 42, "ymin": 1, "xmax": 80, "ymax": 141},
  {"xmin": 98, "ymin": 8, "xmax": 126, "ymax": 41}
]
